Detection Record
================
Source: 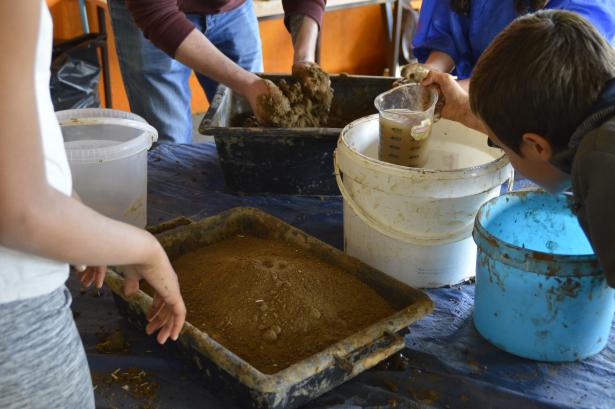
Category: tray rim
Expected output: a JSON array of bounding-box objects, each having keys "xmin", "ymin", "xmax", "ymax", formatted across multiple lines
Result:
[{"xmin": 105, "ymin": 207, "xmax": 433, "ymax": 394}]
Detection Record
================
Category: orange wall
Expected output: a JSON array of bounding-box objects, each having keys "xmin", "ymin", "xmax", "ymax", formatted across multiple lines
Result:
[
  {"xmin": 49, "ymin": 0, "xmax": 82, "ymax": 39},
  {"xmin": 261, "ymin": 5, "xmax": 389, "ymax": 75},
  {"xmin": 49, "ymin": 1, "xmax": 388, "ymax": 113}
]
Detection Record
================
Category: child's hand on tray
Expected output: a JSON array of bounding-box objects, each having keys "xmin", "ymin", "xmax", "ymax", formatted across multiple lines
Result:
[{"xmin": 122, "ymin": 242, "xmax": 187, "ymax": 345}]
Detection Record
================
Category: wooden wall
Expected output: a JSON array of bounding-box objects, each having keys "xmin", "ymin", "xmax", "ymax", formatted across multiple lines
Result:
[{"xmin": 48, "ymin": 1, "xmax": 389, "ymax": 113}]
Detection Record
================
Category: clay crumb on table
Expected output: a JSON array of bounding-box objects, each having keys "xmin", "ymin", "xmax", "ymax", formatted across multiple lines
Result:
[{"xmin": 93, "ymin": 367, "xmax": 159, "ymax": 409}]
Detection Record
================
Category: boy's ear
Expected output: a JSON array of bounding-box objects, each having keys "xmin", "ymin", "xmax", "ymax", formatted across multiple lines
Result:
[{"xmin": 521, "ymin": 133, "xmax": 553, "ymax": 160}]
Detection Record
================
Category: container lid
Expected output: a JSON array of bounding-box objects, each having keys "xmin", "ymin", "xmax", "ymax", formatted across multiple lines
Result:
[{"xmin": 57, "ymin": 109, "xmax": 158, "ymax": 163}]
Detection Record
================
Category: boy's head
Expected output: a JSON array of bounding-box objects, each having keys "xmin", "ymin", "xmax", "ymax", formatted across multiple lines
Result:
[{"xmin": 470, "ymin": 10, "xmax": 615, "ymax": 192}]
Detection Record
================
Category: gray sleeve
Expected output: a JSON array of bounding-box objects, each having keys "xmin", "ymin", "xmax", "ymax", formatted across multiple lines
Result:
[{"xmin": 574, "ymin": 149, "xmax": 615, "ymax": 287}]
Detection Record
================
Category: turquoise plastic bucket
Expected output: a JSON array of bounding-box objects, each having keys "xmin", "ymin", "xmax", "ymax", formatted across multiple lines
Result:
[{"xmin": 473, "ymin": 191, "xmax": 615, "ymax": 361}]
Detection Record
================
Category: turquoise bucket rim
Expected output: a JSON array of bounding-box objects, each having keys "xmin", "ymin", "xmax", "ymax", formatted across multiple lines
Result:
[{"xmin": 473, "ymin": 191, "xmax": 600, "ymax": 277}]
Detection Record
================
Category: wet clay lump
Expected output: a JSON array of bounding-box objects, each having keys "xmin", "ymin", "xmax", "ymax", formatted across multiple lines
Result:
[{"xmin": 256, "ymin": 63, "xmax": 334, "ymax": 128}]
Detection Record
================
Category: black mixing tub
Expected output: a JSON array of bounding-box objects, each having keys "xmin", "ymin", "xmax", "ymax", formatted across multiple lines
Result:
[
  {"xmin": 199, "ymin": 74, "xmax": 396, "ymax": 195},
  {"xmin": 105, "ymin": 208, "xmax": 433, "ymax": 409}
]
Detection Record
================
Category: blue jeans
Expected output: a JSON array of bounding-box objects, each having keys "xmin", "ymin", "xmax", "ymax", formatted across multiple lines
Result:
[{"xmin": 108, "ymin": 0, "xmax": 263, "ymax": 143}]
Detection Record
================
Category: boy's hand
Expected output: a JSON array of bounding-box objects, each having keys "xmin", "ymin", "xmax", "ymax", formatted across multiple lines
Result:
[
  {"xmin": 421, "ymin": 71, "xmax": 471, "ymax": 124},
  {"xmin": 122, "ymin": 242, "xmax": 187, "ymax": 345},
  {"xmin": 75, "ymin": 265, "xmax": 107, "ymax": 289}
]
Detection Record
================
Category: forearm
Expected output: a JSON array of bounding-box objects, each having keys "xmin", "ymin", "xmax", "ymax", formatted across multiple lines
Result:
[
  {"xmin": 289, "ymin": 15, "xmax": 319, "ymax": 63},
  {"xmin": 174, "ymin": 29, "xmax": 261, "ymax": 96},
  {"xmin": 0, "ymin": 1, "xmax": 155, "ymax": 270},
  {"xmin": 0, "ymin": 186, "xmax": 158, "ymax": 269},
  {"xmin": 458, "ymin": 78, "xmax": 470, "ymax": 91},
  {"xmin": 425, "ymin": 50, "xmax": 455, "ymax": 73},
  {"xmin": 2, "ymin": 3, "xmax": 183, "ymax": 341}
]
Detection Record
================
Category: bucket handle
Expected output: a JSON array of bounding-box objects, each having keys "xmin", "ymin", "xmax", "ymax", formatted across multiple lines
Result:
[
  {"xmin": 506, "ymin": 167, "xmax": 515, "ymax": 192},
  {"xmin": 334, "ymin": 155, "xmax": 475, "ymax": 246}
]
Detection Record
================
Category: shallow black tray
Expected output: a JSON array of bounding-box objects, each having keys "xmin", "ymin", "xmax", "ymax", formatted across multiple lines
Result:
[{"xmin": 106, "ymin": 207, "xmax": 433, "ymax": 409}]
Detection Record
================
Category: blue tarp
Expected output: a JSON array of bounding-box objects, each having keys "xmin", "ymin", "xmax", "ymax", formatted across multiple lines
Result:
[{"xmin": 75, "ymin": 142, "xmax": 614, "ymax": 409}]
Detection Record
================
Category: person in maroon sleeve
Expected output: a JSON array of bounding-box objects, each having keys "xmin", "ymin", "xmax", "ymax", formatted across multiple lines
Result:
[{"xmin": 108, "ymin": 0, "xmax": 326, "ymax": 143}]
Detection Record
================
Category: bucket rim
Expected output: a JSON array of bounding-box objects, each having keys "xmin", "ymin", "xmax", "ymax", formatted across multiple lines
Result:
[
  {"xmin": 56, "ymin": 108, "xmax": 148, "ymax": 124},
  {"xmin": 473, "ymin": 191, "xmax": 599, "ymax": 276},
  {"xmin": 59, "ymin": 116, "xmax": 158, "ymax": 163},
  {"xmin": 340, "ymin": 115, "xmax": 510, "ymax": 179}
]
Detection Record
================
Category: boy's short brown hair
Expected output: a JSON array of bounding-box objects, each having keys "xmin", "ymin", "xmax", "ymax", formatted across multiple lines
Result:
[{"xmin": 470, "ymin": 10, "xmax": 615, "ymax": 154}]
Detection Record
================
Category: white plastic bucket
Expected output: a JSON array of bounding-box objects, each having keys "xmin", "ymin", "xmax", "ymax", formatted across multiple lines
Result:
[
  {"xmin": 335, "ymin": 115, "xmax": 512, "ymax": 288},
  {"xmin": 57, "ymin": 109, "xmax": 158, "ymax": 228}
]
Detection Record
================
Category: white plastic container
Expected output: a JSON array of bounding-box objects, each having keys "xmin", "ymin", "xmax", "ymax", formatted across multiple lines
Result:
[
  {"xmin": 335, "ymin": 115, "xmax": 512, "ymax": 288},
  {"xmin": 57, "ymin": 109, "xmax": 158, "ymax": 228}
]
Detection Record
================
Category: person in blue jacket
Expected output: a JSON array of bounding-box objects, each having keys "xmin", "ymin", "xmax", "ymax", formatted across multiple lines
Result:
[{"xmin": 412, "ymin": 0, "xmax": 615, "ymax": 88}]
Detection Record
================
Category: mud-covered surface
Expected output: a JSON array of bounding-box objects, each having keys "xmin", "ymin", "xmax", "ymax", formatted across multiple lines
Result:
[
  {"xmin": 171, "ymin": 235, "xmax": 396, "ymax": 374},
  {"xmin": 92, "ymin": 367, "xmax": 160, "ymax": 409},
  {"xmin": 96, "ymin": 329, "xmax": 129, "ymax": 354},
  {"xmin": 256, "ymin": 64, "xmax": 334, "ymax": 128}
]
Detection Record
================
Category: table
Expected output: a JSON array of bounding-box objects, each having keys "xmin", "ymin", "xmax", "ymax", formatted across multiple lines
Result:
[{"xmin": 75, "ymin": 142, "xmax": 615, "ymax": 409}]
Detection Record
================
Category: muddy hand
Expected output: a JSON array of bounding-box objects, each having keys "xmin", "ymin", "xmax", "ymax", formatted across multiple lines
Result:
[
  {"xmin": 394, "ymin": 63, "xmax": 430, "ymax": 89},
  {"xmin": 248, "ymin": 79, "xmax": 291, "ymax": 127},
  {"xmin": 292, "ymin": 61, "xmax": 333, "ymax": 105},
  {"xmin": 399, "ymin": 63, "xmax": 431, "ymax": 83}
]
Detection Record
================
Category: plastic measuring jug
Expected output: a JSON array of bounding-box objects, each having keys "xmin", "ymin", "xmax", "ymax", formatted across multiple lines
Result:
[{"xmin": 374, "ymin": 84, "xmax": 438, "ymax": 167}]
